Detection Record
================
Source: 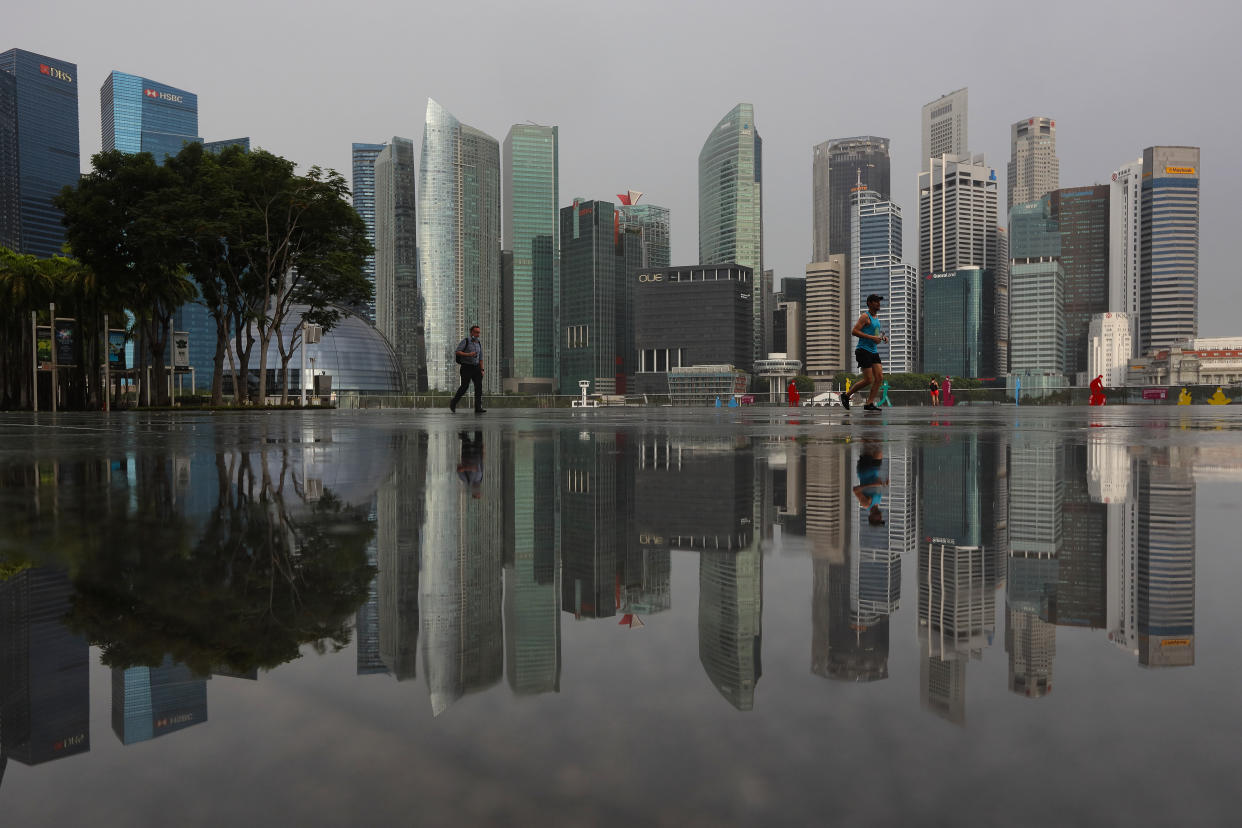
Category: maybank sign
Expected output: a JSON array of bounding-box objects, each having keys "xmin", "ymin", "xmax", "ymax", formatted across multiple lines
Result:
[{"xmin": 1164, "ymin": 166, "xmax": 1196, "ymax": 176}]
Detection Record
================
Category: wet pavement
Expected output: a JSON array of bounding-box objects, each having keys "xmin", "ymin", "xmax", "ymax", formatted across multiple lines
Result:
[{"xmin": 0, "ymin": 406, "xmax": 1239, "ymax": 826}]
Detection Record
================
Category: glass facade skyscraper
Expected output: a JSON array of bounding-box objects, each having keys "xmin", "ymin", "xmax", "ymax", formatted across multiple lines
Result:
[
  {"xmin": 101, "ymin": 71, "xmax": 199, "ymax": 160},
  {"xmin": 0, "ymin": 49, "xmax": 79, "ymax": 259},
  {"xmin": 1050, "ymin": 186, "xmax": 1110, "ymax": 377},
  {"xmin": 699, "ymin": 103, "xmax": 764, "ymax": 364},
  {"xmin": 374, "ymin": 136, "xmax": 421, "ymax": 391},
  {"xmin": 502, "ymin": 124, "xmax": 558, "ymax": 391},
  {"xmin": 617, "ymin": 202, "xmax": 670, "ymax": 270},
  {"xmin": 813, "ymin": 136, "xmax": 890, "ymax": 262},
  {"xmin": 417, "ymin": 99, "xmax": 501, "ymax": 392},
  {"xmin": 351, "ymin": 142, "xmax": 385, "ymax": 324},
  {"xmin": 922, "ymin": 267, "xmax": 999, "ymax": 378},
  {"xmin": 851, "ymin": 188, "xmax": 917, "ymax": 372},
  {"xmin": 1140, "ymin": 146, "xmax": 1199, "ymax": 355}
]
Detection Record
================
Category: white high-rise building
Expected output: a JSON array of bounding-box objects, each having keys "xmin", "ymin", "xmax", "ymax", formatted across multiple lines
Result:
[
  {"xmin": 1088, "ymin": 312, "xmax": 1133, "ymax": 387},
  {"xmin": 921, "ymin": 88, "xmax": 968, "ymax": 168},
  {"xmin": 804, "ymin": 255, "xmax": 848, "ymax": 383},
  {"xmin": 1008, "ymin": 116, "xmax": 1060, "ymax": 210},
  {"xmin": 1109, "ymin": 158, "xmax": 1143, "ymax": 353}
]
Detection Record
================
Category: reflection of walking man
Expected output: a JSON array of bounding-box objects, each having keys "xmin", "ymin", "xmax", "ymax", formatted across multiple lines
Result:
[
  {"xmin": 457, "ymin": 430, "xmax": 485, "ymax": 498},
  {"xmin": 852, "ymin": 440, "xmax": 888, "ymax": 526},
  {"xmin": 450, "ymin": 325, "xmax": 486, "ymax": 414}
]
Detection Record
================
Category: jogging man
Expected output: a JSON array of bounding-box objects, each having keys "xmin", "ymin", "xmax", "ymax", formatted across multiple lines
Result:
[{"xmin": 841, "ymin": 294, "xmax": 887, "ymax": 412}]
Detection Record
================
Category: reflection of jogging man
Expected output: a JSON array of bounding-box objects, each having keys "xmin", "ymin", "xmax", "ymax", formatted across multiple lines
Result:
[
  {"xmin": 841, "ymin": 294, "xmax": 887, "ymax": 412},
  {"xmin": 852, "ymin": 440, "xmax": 888, "ymax": 525}
]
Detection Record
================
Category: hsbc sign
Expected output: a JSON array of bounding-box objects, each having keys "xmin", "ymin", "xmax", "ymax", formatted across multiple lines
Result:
[{"xmin": 144, "ymin": 88, "xmax": 184, "ymax": 103}]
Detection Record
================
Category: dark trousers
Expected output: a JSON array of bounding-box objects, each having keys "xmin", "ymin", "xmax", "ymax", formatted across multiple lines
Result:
[{"xmin": 452, "ymin": 365, "xmax": 484, "ymax": 410}]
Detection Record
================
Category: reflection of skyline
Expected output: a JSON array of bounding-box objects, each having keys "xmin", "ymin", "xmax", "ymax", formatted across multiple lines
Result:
[{"xmin": 111, "ymin": 659, "xmax": 208, "ymax": 745}]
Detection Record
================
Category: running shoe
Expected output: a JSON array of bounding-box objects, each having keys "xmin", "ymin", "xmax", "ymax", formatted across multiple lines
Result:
[
  {"xmin": 839, "ymin": 392, "xmax": 850, "ymax": 410},
  {"xmin": 864, "ymin": 403, "xmax": 881, "ymax": 412}
]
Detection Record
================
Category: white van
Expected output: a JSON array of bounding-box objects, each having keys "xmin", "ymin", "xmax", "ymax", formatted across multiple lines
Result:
[{"xmin": 804, "ymin": 391, "xmax": 842, "ymax": 407}]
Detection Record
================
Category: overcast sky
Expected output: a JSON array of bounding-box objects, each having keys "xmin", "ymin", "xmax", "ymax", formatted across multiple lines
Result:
[{"xmin": 13, "ymin": 0, "xmax": 1240, "ymax": 335}]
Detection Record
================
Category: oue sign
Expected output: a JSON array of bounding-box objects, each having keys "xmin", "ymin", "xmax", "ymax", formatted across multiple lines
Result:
[{"xmin": 638, "ymin": 273, "xmax": 663, "ymax": 283}]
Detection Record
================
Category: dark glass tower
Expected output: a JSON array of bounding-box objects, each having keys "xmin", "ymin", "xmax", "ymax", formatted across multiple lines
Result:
[
  {"xmin": 101, "ymin": 71, "xmax": 199, "ymax": 160},
  {"xmin": 812, "ymin": 136, "xmax": 891, "ymax": 261},
  {"xmin": 1050, "ymin": 186, "xmax": 1110, "ymax": 377},
  {"xmin": 0, "ymin": 49, "xmax": 80, "ymax": 259},
  {"xmin": 351, "ymin": 142, "xmax": 385, "ymax": 324}
]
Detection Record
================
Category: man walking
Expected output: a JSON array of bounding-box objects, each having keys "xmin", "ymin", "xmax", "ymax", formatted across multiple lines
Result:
[
  {"xmin": 450, "ymin": 325, "xmax": 486, "ymax": 413},
  {"xmin": 840, "ymin": 294, "xmax": 887, "ymax": 412}
]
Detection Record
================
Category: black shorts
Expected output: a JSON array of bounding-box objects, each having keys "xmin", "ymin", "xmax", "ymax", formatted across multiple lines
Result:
[{"xmin": 855, "ymin": 348, "xmax": 882, "ymax": 369}]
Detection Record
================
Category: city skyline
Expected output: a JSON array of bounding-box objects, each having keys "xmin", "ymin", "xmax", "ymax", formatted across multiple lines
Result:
[{"xmin": 9, "ymin": 0, "xmax": 1236, "ymax": 335}]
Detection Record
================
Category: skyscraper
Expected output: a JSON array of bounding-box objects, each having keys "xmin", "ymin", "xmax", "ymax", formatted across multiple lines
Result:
[
  {"xmin": 1140, "ymin": 146, "xmax": 1200, "ymax": 355},
  {"xmin": 374, "ymin": 136, "xmax": 421, "ymax": 391},
  {"xmin": 617, "ymin": 195, "xmax": 670, "ymax": 269},
  {"xmin": 699, "ymin": 103, "xmax": 764, "ymax": 364},
  {"xmin": 351, "ymin": 142, "xmax": 385, "ymax": 323},
  {"xmin": 922, "ymin": 268, "xmax": 1000, "ymax": 378},
  {"xmin": 851, "ymin": 187, "xmax": 918, "ymax": 372},
  {"xmin": 1050, "ymin": 186, "xmax": 1110, "ymax": 378},
  {"xmin": 812, "ymin": 136, "xmax": 891, "ymax": 262},
  {"xmin": 1008, "ymin": 116, "xmax": 1059, "ymax": 210},
  {"xmin": 921, "ymin": 88, "xmax": 968, "ymax": 166},
  {"xmin": 418, "ymin": 100, "xmax": 501, "ymax": 392},
  {"xmin": 1008, "ymin": 197, "xmax": 1065, "ymax": 377},
  {"xmin": 1108, "ymin": 158, "xmax": 1142, "ymax": 352},
  {"xmin": 804, "ymin": 255, "xmax": 848, "ymax": 382},
  {"xmin": 111, "ymin": 659, "xmax": 208, "ymax": 745},
  {"xmin": 0, "ymin": 49, "xmax": 79, "ymax": 258},
  {"xmin": 919, "ymin": 154, "xmax": 1005, "ymax": 372},
  {"xmin": 502, "ymin": 124, "xmax": 559, "ymax": 392},
  {"xmin": 559, "ymin": 199, "xmax": 625, "ymax": 394},
  {"xmin": 101, "ymin": 71, "xmax": 199, "ymax": 159},
  {"xmin": 1136, "ymin": 451, "xmax": 1195, "ymax": 667}
]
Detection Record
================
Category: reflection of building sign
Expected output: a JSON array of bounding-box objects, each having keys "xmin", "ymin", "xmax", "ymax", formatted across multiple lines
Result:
[
  {"xmin": 39, "ymin": 63, "xmax": 73, "ymax": 83},
  {"xmin": 1164, "ymin": 166, "xmax": 1196, "ymax": 176},
  {"xmin": 1160, "ymin": 638, "xmax": 1192, "ymax": 648},
  {"xmin": 53, "ymin": 733, "xmax": 87, "ymax": 751},
  {"xmin": 144, "ymin": 88, "xmax": 185, "ymax": 103},
  {"xmin": 156, "ymin": 712, "xmax": 196, "ymax": 729}
]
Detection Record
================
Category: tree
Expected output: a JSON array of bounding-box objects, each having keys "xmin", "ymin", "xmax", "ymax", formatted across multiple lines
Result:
[
  {"xmin": 57, "ymin": 151, "xmax": 197, "ymax": 406},
  {"xmin": 219, "ymin": 151, "xmax": 371, "ymax": 404},
  {"xmin": 0, "ymin": 247, "xmax": 53, "ymax": 409}
]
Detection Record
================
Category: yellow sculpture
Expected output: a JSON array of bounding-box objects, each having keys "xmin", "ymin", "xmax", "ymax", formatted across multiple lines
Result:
[
  {"xmin": 1208, "ymin": 387, "xmax": 1232, "ymax": 405},
  {"xmin": 1177, "ymin": 388, "xmax": 1192, "ymax": 405}
]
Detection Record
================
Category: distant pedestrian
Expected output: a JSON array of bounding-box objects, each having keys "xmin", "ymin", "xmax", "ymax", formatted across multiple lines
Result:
[
  {"xmin": 450, "ymin": 325, "xmax": 486, "ymax": 413},
  {"xmin": 787, "ymin": 379, "xmax": 800, "ymax": 407},
  {"xmin": 840, "ymin": 294, "xmax": 887, "ymax": 412},
  {"xmin": 928, "ymin": 378, "xmax": 940, "ymax": 406}
]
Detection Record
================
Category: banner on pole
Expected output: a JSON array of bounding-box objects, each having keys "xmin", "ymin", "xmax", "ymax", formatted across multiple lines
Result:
[
  {"xmin": 54, "ymin": 319, "xmax": 76, "ymax": 366},
  {"xmin": 108, "ymin": 330, "xmax": 127, "ymax": 369},
  {"xmin": 173, "ymin": 331, "xmax": 189, "ymax": 368}
]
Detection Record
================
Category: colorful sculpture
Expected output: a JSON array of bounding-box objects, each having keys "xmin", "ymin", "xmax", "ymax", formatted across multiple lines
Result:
[
  {"xmin": 1177, "ymin": 388, "xmax": 1193, "ymax": 405},
  {"xmin": 1208, "ymin": 387, "xmax": 1232, "ymax": 405},
  {"xmin": 1089, "ymin": 375, "xmax": 1106, "ymax": 406}
]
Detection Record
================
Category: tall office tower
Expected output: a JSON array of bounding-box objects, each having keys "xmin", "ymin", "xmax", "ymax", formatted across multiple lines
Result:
[
  {"xmin": 351, "ymin": 142, "xmax": 385, "ymax": 323},
  {"xmin": 1008, "ymin": 116, "xmax": 1059, "ymax": 209},
  {"xmin": 851, "ymin": 187, "xmax": 918, "ymax": 372},
  {"xmin": 813, "ymin": 136, "xmax": 891, "ymax": 262},
  {"xmin": 374, "ymin": 136, "xmax": 421, "ymax": 391},
  {"xmin": 502, "ymin": 124, "xmax": 559, "ymax": 392},
  {"xmin": 111, "ymin": 659, "xmax": 208, "ymax": 744},
  {"xmin": 101, "ymin": 70, "xmax": 199, "ymax": 159},
  {"xmin": 1140, "ymin": 147, "xmax": 1200, "ymax": 355},
  {"xmin": 1050, "ymin": 186, "xmax": 1110, "ymax": 378},
  {"xmin": 377, "ymin": 433, "xmax": 426, "ymax": 680},
  {"xmin": 699, "ymin": 103, "xmax": 764, "ymax": 364},
  {"xmin": 1005, "ymin": 556, "xmax": 1058, "ymax": 698},
  {"xmin": 1058, "ymin": 443, "xmax": 1107, "ymax": 629},
  {"xmin": 1101, "ymin": 445, "xmax": 1139, "ymax": 657},
  {"xmin": 203, "ymin": 137, "xmax": 249, "ymax": 154},
  {"xmin": 918, "ymin": 541, "xmax": 993, "ymax": 726},
  {"xmin": 1008, "ymin": 197, "xmax": 1066, "ymax": 376},
  {"xmin": 418, "ymin": 100, "xmax": 501, "ymax": 392},
  {"xmin": 355, "ymin": 536, "xmax": 386, "ymax": 676},
  {"xmin": 919, "ymin": 153, "xmax": 1005, "ymax": 371},
  {"xmin": 922, "ymin": 267, "xmax": 1000, "ymax": 378},
  {"xmin": 1108, "ymin": 158, "xmax": 1143, "ymax": 352},
  {"xmin": 1136, "ymin": 451, "xmax": 1195, "ymax": 667},
  {"xmin": 0, "ymin": 568, "xmax": 90, "ymax": 766},
  {"xmin": 504, "ymin": 432, "xmax": 561, "ymax": 695},
  {"xmin": 560, "ymin": 199, "xmax": 622, "ymax": 394},
  {"xmin": 921, "ymin": 88, "xmax": 968, "ymax": 167},
  {"xmin": 805, "ymin": 441, "xmax": 851, "ymax": 563},
  {"xmin": 617, "ymin": 195, "xmax": 670, "ymax": 269},
  {"xmin": 421, "ymin": 430, "xmax": 504, "ymax": 715},
  {"xmin": 0, "ymin": 50, "xmax": 79, "ymax": 258},
  {"xmin": 804, "ymin": 255, "xmax": 848, "ymax": 384},
  {"xmin": 1089, "ymin": 312, "xmax": 1133, "ymax": 386}
]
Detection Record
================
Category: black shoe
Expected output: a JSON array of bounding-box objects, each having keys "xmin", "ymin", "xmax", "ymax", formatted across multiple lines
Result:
[
  {"xmin": 449, "ymin": 400, "xmax": 457, "ymax": 413},
  {"xmin": 474, "ymin": 408, "xmax": 487, "ymax": 414},
  {"xmin": 839, "ymin": 392, "xmax": 850, "ymax": 410},
  {"xmin": 864, "ymin": 403, "xmax": 881, "ymax": 412}
]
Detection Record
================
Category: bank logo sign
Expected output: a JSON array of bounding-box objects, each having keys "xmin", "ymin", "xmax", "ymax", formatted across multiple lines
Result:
[
  {"xmin": 144, "ymin": 88, "xmax": 185, "ymax": 103},
  {"xmin": 38, "ymin": 63, "xmax": 73, "ymax": 83}
]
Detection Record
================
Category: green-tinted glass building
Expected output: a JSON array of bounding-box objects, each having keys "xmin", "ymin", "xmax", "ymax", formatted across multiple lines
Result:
[
  {"xmin": 922, "ymin": 267, "xmax": 999, "ymax": 378},
  {"xmin": 699, "ymin": 103, "xmax": 764, "ymax": 365},
  {"xmin": 502, "ymin": 124, "xmax": 558, "ymax": 392}
]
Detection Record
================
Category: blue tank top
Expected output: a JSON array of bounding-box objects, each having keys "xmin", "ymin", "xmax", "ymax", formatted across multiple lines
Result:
[{"xmin": 857, "ymin": 312, "xmax": 881, "ymax": 354}]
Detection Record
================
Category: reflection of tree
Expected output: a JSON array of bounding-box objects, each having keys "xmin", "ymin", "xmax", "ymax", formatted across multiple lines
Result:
[{"xmin": 62, "ymin": 448, "xmax": 375, "ymax": 676}]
